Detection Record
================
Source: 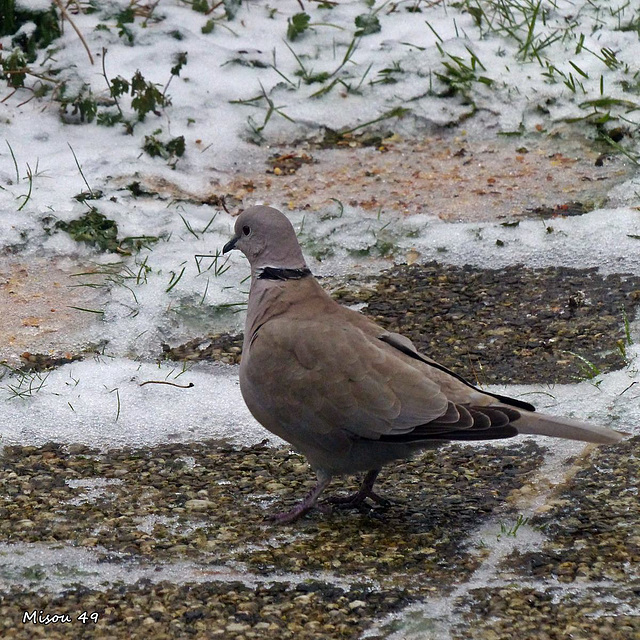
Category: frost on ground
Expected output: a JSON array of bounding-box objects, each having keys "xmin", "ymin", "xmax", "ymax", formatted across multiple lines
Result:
[{"xmin": 1, "ymin": 2, "xmax": 639, "ymax": 639}]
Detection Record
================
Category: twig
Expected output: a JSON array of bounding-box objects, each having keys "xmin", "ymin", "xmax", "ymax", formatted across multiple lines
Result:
[
  {"xmin": 68, "ymin": 306, "xmax": 105, "ymax": 314},
  {"xmin": 100, "ymin": 48, "xmax": 126, "ymax": 123},
  {"xmin": 53, "ymin": 0, "xmax": 95, "ymax": 65},
  {"xmin": 205, "ymin": 0, "xmax": 225, "ymax": 16},
  {"xmin": 142, "ymin": 0, "xmax": 161, "ymax": 25},
  {"xmin": 68, "ymin": 143, "xmax": 93, "ymax": 195},
  {"xmin": 1, "ymin": 88, "xmax": 19, "ymax": 104},
  {"xmin": 109, "ymin": 387, "xmax": 121, "ymax": 421},
  {"xmin": 16, "ymin": 94, "xmax": 36, "ymax": 108},
  {"xmin": 619, "ymin": 381, "xmax": 638, "ymax": 396},
  {"xmin": 139, "ymin": 380, "xmax": 195, "ymax": 388}
]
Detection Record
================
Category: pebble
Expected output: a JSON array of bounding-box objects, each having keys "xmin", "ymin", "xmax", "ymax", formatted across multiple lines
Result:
[{"xmin": 185, "ymin": 499, "xmax": 214, "ymax": 511}]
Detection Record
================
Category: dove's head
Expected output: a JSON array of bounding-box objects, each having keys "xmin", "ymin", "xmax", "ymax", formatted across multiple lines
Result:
[{"xmin": 223, "ymin": 206, "xmax": 308, "ymax": 271}]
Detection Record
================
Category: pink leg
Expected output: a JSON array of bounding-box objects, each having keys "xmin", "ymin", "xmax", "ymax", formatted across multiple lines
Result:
[{"xmin": 268, "ymin": 472, "xmax": 332, "ymax": 524}]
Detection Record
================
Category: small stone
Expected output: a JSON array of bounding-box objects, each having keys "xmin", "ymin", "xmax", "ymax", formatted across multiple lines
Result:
[
  {"xmin": 185, "ymin": 499, "xmax": 213, "ymax": 511},
  {"xmin": 535, "ymin": 504, "xmax": 555, "ymax": 514}
]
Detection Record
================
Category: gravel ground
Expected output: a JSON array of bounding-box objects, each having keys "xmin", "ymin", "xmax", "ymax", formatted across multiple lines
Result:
[
  {"xmin": 0, "ymin": 440, "xmax": 544, "ymax": 638},
  {"xmin": 2, "ymin": 256, "xmax": 638, "ymax": 638},
  {"xmin": 334, "ymin": 262, "xmax": 640, "ymax": 385},
  {"xmin": 452, "ymin": 585, "xmax": 640, "ymax": 640},
  {"xmin": 504, "ymin": 436, "xmax": 640, "ymax": 584},
  {"xmin": 449, "ymin": 435, "xmax": 640, "ymax": 640},
  {"xmin": 1, "ymin": 436, "xmax": 636, "ymax": 638}
]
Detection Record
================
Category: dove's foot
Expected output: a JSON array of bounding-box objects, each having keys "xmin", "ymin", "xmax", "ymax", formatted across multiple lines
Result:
[
  {"xmin": 325, "ymin": 469, "xmax": 389, "ymax": 508},
  {"xmin": 266, "ymin": 473, "xmax": 332, "ymax": 524},
  {"xmin": 269, "ymin": 502, "xmax": 331, "ymax": 524}
]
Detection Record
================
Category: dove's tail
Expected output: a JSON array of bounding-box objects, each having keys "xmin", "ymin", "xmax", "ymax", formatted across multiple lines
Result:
[{"xmin": 507, "ymin": 408, "xmax": 626, "ymax": 444}]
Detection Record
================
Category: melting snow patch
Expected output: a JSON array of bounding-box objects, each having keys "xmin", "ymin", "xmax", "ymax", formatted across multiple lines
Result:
[
  {"xmin": 0, "ymin": 542, "xmax": 371, "ymax": 595},
  {"xmin": 64, "ymin": 478, "xmax": 124, "ymax": 506},
  {"xmin": 0, "ymin": 358, "xmax": 281, "ymax": 450}
]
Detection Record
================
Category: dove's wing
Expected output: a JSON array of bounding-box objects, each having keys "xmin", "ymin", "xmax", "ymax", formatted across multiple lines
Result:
[{"xmin": 242, "ymin": 315, "xmax": 518, "ymax": 443}]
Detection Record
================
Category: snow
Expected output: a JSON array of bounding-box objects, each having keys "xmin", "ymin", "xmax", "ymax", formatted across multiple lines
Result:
[
  {"xmin": 0, "ymin": 358, "xmax": 274, "ymax": 448},
  {"xmin": 0, "ymin": 540, "xmax": 360, "ymax": 595},
  {"xmin": 15, "ymin": 0, "xmax": 52, "ymax": 12},
  {"xmin": 1, "ymin": 1, "xmax": 639, "ymax": 450}
]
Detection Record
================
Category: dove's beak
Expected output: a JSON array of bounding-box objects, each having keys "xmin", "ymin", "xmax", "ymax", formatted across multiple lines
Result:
[{"xmin": 223, "ymin": 235, "xmax": 239, "ymax": 253}]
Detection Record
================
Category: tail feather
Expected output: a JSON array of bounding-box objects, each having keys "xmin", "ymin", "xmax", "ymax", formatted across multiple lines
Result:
[{"xmin": 508, "ymin": 408, "xmax": 626, "ymax": 444}]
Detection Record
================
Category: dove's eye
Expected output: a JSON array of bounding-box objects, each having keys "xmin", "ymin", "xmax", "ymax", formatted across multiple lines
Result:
[{"xmin": 242, "ymin": 225, "xmax": 251, "ymax": 235}]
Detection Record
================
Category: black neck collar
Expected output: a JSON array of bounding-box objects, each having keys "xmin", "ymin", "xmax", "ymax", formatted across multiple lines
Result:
[{"xmin": 257, "ymin": 266, "xmax": 312, "ymax": 281}]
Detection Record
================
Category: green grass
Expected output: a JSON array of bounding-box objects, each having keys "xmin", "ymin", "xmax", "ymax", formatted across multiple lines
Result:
[
  {"xmin": 496, "ymin": 514, "xmax": 547, "ymax": 541},
  {"xmin": 56, "ymin": 210, "xmax": 164, "ymax": 254},
  {"xmin": 565, "ymin": 351, "xmax": 602, "ymax": 381},
  {"xmin": 0, "ymin": 364, "xmax": 50, "ymax": 400}
]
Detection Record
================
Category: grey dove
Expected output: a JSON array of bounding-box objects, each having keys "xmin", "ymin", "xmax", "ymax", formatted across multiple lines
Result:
[{"xmin": 223, "ymin": 205, "xmax": 625, "ymax": 523}]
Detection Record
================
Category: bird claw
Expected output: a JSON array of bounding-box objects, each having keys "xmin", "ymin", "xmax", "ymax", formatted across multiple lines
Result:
[
  {"xmin": 265, "ymin": 507, "xmax": 309, "ymax": 524},
  {"xmin": 265, "ymin": 475, "xmax": 333, "ymax": 524},
  {"xmin": 266, "ymin": 501, "xmax": 331, "ymax": 524}
]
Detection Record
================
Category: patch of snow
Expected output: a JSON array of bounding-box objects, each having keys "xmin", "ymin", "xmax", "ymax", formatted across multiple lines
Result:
[
  {"xmin": 0, "ymin": 541, "xmax": 370, "ymax": 595},
  {"xmin": 65, "ymin": 477, "xmax": 124, "ymax": 506},
  {"xmin": 0, "ymin": 358, "xmax": 281, "ymax": 449}
]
